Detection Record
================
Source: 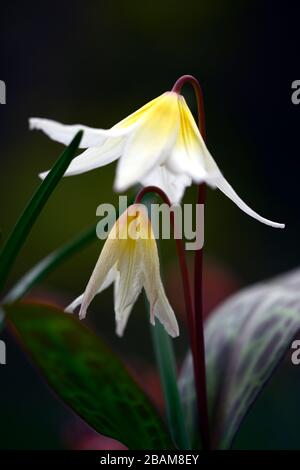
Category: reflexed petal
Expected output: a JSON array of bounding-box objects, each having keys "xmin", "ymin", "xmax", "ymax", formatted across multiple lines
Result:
[
  {"xmin": 114, "ymin": 92, "xmax": 180, "ymax": 192},
  {"xmin": 39, "ymin": 137, "xmax": 123, "ymax": 179},
  {"xmin": 172, "ymin": 96, "xmax": 284, "ymax": 228},
  {"xmin": 30, "ymin": 94, "xmax": 165, "ymax": 149},
  {"xmin": 114, "ymin": 244, "xmax": 143, "ymax": 336},
  {"xmin": 29, "ymin": 118, "xmax": 134, "ymax": 148},
  {"xmin": 141, "ymin": 165, "xmax": 191, "ymax": 203},
  {"xmin": 65, "ymin": 266, "xmax": 116, "ymax": 314},
  {"xmin": 216, "ymin": 175, "xmax": 285, "ymax": 229}
]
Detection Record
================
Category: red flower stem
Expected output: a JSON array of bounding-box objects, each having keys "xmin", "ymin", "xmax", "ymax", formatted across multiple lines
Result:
[
  {"xmin": 172, "ymin": 75, "xmax": 210, "ymax": 450},
  {"xmin": 135, "ymin": 186, "xmax": 196, "ymax": 361}
]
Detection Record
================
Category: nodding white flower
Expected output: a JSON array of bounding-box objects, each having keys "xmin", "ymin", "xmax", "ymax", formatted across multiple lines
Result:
[
  {"xmin": 30, "ymin": 91, "xmax": 284, "ymax": 228},
  {"xmin": 65, "ymin": 204, "xmax": 179, "ymax": 338}
]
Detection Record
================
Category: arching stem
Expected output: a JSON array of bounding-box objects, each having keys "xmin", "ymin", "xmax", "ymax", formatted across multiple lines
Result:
[
  {"xmin": 172, "ymin": 75, "xmax": 210, "ymax": 450},
  {"xmin": 135, "ymin": 186, "xmax": 193, "ymax": 450},
  {"xmin": 135, "ymin": 186, "xmax": 195, "ymax": 360}
]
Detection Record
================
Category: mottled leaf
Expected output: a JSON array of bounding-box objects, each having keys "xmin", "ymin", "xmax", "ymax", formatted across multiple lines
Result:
[
  {"xmin": 6, "ymin": 302, "xmax": 173, "ymax": 450},
  {"xmin": 179, "ymin": 268, "xmax": 300, "ymax": 449}
]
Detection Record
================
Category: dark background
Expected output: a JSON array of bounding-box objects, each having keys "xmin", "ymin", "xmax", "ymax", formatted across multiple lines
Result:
[{"xmin": 0, "ymin": 0, "xmax": 299, "ymax": 449}]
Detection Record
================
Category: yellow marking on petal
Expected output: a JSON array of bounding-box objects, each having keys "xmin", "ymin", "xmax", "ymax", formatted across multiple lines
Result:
[
  {"xmin": 115, "ymin": 93, "xmax": 168, "ymax": 130},
  {"xmin": 177, "ymin": 96, "xmax": 222, "ymax": 182},
  {"xmin": 111, "ymin": 204, "xmax": 154, "ymax": 242},
  {"xmin": 115, "ymin": 93, "xmax": 180, "ymax": 191},
  {"xmin": 176, "ymin": 96, "xmax": 207, "ymax": 169},
  {"xmin": 72, "ymin": 203, "xmax": 179, "ymax": 336}
]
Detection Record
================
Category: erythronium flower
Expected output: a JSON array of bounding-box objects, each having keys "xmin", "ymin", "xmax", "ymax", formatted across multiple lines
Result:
[
  {"xmin": 30, "ymin": 88, "xmax": 284, "ymax": 228},
  {"xmin": 65, "ymin": 204, "xmax": 179, "ymax": 338}
]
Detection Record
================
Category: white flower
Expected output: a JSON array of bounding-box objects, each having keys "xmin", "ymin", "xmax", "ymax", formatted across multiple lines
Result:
[
  {"xmin": 30, "ymin": 91, "xmax": 284, "ymax": 228},
  {"xmin": 65, "ymin": 204, "xmax": 179, "ymax": 338}
]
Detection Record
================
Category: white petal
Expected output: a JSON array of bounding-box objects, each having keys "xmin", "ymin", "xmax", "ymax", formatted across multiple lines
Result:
[
  {"xmin": 141, "ymin": 165, "xmax": 191, "ymax": 203},
  {"xmin": 39, "ymin": 137, "xmax": 123, "ymax": 179},
  {"xmin": 78, "ymin": 236, "xmax": 121, "ymax": 319},
  {"xmin": 152, "ymin": 280, "xmax": 179, "ymax": 338},
  {"xmin": 114, "ymin": 92, "xmax": 180, "ymax": 192},
  {"xmin": 65, "ymin": 294, "xmax": 83, "ymax": 314},
  {"xmin": 171, "ymin": 97, "xmax": 284, "ymax": 228},
  {"xmin": 30, "ymin": 94, "xmax": 166, "ymax": 149},
  {"xmin": 167, "ymin": 149, "xmax": 208, "ymax": 183},
  {"xmin": 65, "ymin": 266, "xmax": 116, "ymax": 314},
  {"xmin": 140, "ymin": 235, "xmax": 179, "ymax": 337},
  {"xmin": 114, "ymin": 245, "xmax": 143, "ymax": 336},
  {"xmin": 216, "ymin": 175, "xmax": 285, "ymax": 229},
  {"xmin": 30, "ymin": 117, "xmax": 134, "ymax": 148},
  {"xmin": 166, "ymin": 96, "xmax": 209, "ymax": 183},
  {"xmin": 115, "ymin": 92, "xmax": 167, "ymax": 130}
]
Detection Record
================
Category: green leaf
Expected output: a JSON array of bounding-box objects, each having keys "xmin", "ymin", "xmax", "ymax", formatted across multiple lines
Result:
[
  {"xmin": 4, "ymin": 224, "xmax": 96, "ymax": 304},
  {"xmin": 0, "ymin": 223, "xmax": 95, "ymax": 334},
  {"xmin": 6, "ymin": 302, "xmax": 173, "ymax": 450},
  {"xmin": 179, "ymin": 268, "xmax": 300, "ymax": 449},
  {"xmin": 0, "ymin": 131, "xmax": 83, "ymax": 292}
]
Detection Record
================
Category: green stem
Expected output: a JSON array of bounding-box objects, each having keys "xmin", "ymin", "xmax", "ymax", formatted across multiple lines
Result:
[
  {"xmin": 141, "ymin": 193, "xmax": 190, "ymax": 450},
  {"xmin": 150, "ymin": 319, "xmax": 190, "ymax": 450}
]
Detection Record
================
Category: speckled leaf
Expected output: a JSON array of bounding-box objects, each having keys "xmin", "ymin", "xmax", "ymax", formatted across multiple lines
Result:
[
  {"xmin": 179, "ymin": 268, "xmax": 300, "ymax": 449},
  {"xmin": 6, "ymin": 302, "xmax": 173, "ymax": 450}
]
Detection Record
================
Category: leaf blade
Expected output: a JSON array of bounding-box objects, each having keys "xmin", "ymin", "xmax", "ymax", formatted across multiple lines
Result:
[
  {"xmin": 180, "ymin": 269, "xmax": 300, "ymax": 449},
  {"xmin": 7, "ymin": 302, "xmax": 173, "ymax": 450},
  {"xmin": 0, "ymin": 131, "xmax": 82, "ymax": 291},
  {"xmin": 4, "ymin": 224, "xmax": 96, "ymax": 304}
]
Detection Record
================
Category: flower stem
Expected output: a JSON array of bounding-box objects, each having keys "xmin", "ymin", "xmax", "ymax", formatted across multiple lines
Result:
[
  {"xmin": 150, "ymin": 315, "xmax": 190, "ymax": 450},
  {"xmin": 172, "ymin": 75, "xmax": 210, "ymax": 450},
  {"xmin": 140, "ymin": 190, "xmax": 190, "ymax": 449},
  {"xmin": 135, "ymin": 187, "xmax": 196, "ymax": 361}
]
